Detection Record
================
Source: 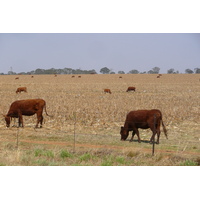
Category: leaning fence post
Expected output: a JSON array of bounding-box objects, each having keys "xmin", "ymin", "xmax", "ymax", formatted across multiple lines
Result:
[{"xmin": 152, "ymin": 114, "xmax": 156, "ymax": 156}]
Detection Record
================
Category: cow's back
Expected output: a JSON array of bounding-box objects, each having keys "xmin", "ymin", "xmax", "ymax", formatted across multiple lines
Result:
[
  {"xmin": 125, "ymin": 109, "xmax": 162, "ymax": 129},
  {"xmin": 8, "ymin": 99, "xmax": 45, "ymax": 113},
  {"xmin": 126, "ymin": 110, "xmax": 148, "ymax": 122}
]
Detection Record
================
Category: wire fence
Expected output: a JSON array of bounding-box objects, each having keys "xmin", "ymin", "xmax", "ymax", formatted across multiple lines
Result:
[
  {"xmin": 3, "ymin": 121, "xmax": 197, "ymax": 159},
  {"xmin": 1, "ymin": 113, "xmax": 199, "ymax": 157}
]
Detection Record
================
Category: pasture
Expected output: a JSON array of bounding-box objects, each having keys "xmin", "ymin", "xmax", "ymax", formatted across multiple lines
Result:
[{"xmin": 0, "ymin": 74, "xmax": 199, "ymax": 166}]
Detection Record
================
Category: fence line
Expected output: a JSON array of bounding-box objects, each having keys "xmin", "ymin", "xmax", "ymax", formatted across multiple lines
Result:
[{"xmin": 31, "ymin": 126, "xmax": 200, "ymax": 144}]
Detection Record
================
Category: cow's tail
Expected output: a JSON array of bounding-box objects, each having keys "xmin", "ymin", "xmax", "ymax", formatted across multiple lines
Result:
[
  {"xmin": 161, "ymin": 119, "xmax": 168, "ymax": 139},
  {"xmin": 44, "ymin": 103, "xmax": 53, "ymax": 117}
]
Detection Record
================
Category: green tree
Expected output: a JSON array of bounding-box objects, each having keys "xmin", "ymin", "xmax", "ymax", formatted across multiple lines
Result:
[
  {"xmin": 152, "ymin": 66, "xmax": 160, "ymax": 74},
  {"xmin": 35, "ymin": 68, "xmax": 45, "ymax": 74},
  {"xmin": 100, "ymin": 67, "xmax": 110, "ymax": 74},
  {"xmin": 129, "ymin": 69, "xmax": 139, "ymax": 74},
  {"xmin": 185, "ymin": 69, "xmax": 194, "ymax": 74},
  {"xmin": 194, "ymin": 68, "xmax": 200, "ymax": 73},
  {"xmin": 118, "ymin": 71, "xmax": 125, "ymax": 74},
  {"xmin": 167, "ymin": 68, "xmax": 175, "ymax": 74},
  {"xmin": 148, "ymin": 67, "xmax": 160, "ymax": 74}
]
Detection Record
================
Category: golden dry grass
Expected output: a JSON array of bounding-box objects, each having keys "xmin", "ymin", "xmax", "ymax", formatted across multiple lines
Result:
[{"xmin": 0, "ymin": 74, "xmax": 199, "ymax": 165}]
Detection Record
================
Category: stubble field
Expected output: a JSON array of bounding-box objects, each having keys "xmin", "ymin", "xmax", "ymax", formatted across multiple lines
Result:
[{"xmin": 0, "ymin": 74, "xmax": 199, "ymax": 166}]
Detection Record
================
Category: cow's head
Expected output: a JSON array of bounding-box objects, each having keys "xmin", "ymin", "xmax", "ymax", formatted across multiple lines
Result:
[
  {"xmin": 4, "ymin": 115, "xmax": 11, "ymax": 127},
  {"xmin": 120, "ymin": 126, "xmax": 129, "ymax": 140}
]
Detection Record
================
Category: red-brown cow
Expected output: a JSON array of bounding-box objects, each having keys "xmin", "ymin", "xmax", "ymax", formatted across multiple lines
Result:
[
  {"xmin": 120, "ymin": 109, "xmax": 168, "ymax": 144},
  {"xmin": 126, "ymin": 87, "xmax": 136, "ymax": 92},
  {"xmin": 4, "ymin": 99, "xmax": 52, "ymax": 128},
  {"xmin": 104, "ymin": 89, "xmax": 112, "ymax": 94},
  {"xmin": 16, "ymin": 87, "xmax": 27, "ymax": 94}
]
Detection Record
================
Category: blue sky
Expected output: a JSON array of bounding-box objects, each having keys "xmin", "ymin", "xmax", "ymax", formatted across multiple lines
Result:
[{"xmin": 0, "ymin": 33, "xmax": 200, "ymax": 74}]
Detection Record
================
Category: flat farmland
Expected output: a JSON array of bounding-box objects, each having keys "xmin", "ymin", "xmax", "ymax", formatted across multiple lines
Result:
[{"xmin": 0, "ymin": 74, "xmax": 199, "ymax": 166}]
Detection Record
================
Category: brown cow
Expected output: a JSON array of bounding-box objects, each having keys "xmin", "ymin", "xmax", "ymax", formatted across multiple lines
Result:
[
  {"xmin": 126, "ymin": 87, "xmax": 136, "ymax": 92},
  {"xmin": 104, "ymin": 89, "xmax": 112, "ymax": 94},
  {"xmin": 120, "ymin": 109, "xmax": 168, "ymax": 144},
  {"xmin": 16, "ymin": 87, "xmax": 27, "ymax": 93},
  {"xmin": 4, "ymin": 99, "xmax": 51, "ymax": 128}
]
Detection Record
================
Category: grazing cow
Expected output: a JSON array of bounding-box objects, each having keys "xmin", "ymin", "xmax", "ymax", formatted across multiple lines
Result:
[
  {"xmin": 120, "ymin": 109, "xmax": 168, "ymax": 144},
  {"xmin": 78, "ymin": 76, "xmax": 81, "ymax": 78},
  {"xmin": 16, "ymin": 87, "xmax": 27, "ymax": 94},
  {"xmin": 15, "ymin": 77, "xmax": 19, "ymax": 80},
  {"xmin": 119, "ymin": 76, "xmax": 122, "ymax": 78},
  {"xmin": 126, "ymin": 87, "xmax": 136, "ymax": 92},
  {"xmin": 4, "ymin": 99, "xmax": 52, "ymax": 128},
  {"xmin": 72, "ymin": 75, "xmax": 75, "ymax": 78},
  {"xmin": 157, "ymin": 75, "xmax": 160, "ymax": 78},
  {"xmin": 104, "ymin": 89, "xmax": 112, "ymax": 94}
]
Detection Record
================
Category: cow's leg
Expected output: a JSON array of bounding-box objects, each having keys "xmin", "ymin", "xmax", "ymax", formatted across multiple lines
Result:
[
  {"xmin": 36, "ymin": 112, "xmax": 43, "ymax": 128},
  {"xmin": 135, "ymin": 129, "xmax": 141, "ymax": 143},
  {"xmin": 156, "ymin": 123, "xmax": 161, "ymax": 144},
  {"xmin": 130, "ymin": 131, "xmax": 136, "ymax": 142},
  {"xmin": 149, "ymin": 126, "xmax": 157, "ymax": 144},
  {"xmin": 150, "ymin": 121, "xmax": 161, "ymax": 144},
  {"xmin": 132, "ymin": 128, "xmax": 141, "ymax": 143},
  {"xmin": 18, "ymin": 111, "xmax": 23, "ymax": 127},
  {"xmin": 40, "ymin": 115, "xmax": 43, "ymax": 128}
]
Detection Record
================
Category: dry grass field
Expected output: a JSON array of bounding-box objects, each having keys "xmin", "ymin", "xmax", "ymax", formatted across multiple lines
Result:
[{"xmin": 0, "ymin": 74, "xmax": 199, "ymax": 166}]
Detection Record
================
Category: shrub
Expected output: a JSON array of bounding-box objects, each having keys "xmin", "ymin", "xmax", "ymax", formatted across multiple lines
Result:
[
  {"xmin": 115, "ymin": 156, "xmax": 126, "ymax": 165},
  {"xmin": 79, "ymin": 153, "xmax": 92, "ymax": 162},
  {"xmin": 180, "ymin": 160, "xmax": 198, "ymax": 166},
  {"xmin": 60, "ymin": 150, "xmax": 73, "ymax": 159}
]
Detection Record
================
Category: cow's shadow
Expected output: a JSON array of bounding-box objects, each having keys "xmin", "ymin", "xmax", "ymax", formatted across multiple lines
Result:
[{"xmin": 128, "ymin": 139, "xmax": 151, "ymax": 144}]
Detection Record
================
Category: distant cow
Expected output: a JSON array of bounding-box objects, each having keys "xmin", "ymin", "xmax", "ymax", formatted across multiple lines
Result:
[
  {"xmin": 16, "ymin": 87, "xmax": 27, "ymax": 94},
  {"xmin": 126, "ymin": 87, "xmax": 136, "ymax": 92},
  {"xmin": 4, "ymin": 99, "xmax": 51, "ymax": 128},
  {"xmin": 120, "ymin": 109, "xmax": 168, "ymax": 144},
  {"xmin": 15, "ymin": 77, "xmax": 19, "ymax": 80},
  {"xmin": 104, "ymin": 89, "xmax": 112, "ymax": 94}
]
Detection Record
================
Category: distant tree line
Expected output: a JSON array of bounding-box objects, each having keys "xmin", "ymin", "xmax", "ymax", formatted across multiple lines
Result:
[
  {"xmin": 4, "ymin": 68, "xmax": 97, "ymax": 75},
  {"xmin": 1, "ymin": 66, "xmax": 200, "ymax": 75},
  {"xmin": 101, "ymin": 67, "xmax": 200, "ymax": 74}
]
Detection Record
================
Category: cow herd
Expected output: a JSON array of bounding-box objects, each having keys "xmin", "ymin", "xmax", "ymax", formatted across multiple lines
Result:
[{"xmin": 3, "ymin": 85, "xmax": 168, "ymax": 144}]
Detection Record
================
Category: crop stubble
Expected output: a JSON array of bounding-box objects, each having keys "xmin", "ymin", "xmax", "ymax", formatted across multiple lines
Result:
[{"xmin": 0, "ymin": 74, "xmax": 199, "ymax": 165}]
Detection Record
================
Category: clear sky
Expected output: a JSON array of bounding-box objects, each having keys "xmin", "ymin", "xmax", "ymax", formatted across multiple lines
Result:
[{"xmin": 0, "ymin": 33, "xmax": 200, "ymax": 74}]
